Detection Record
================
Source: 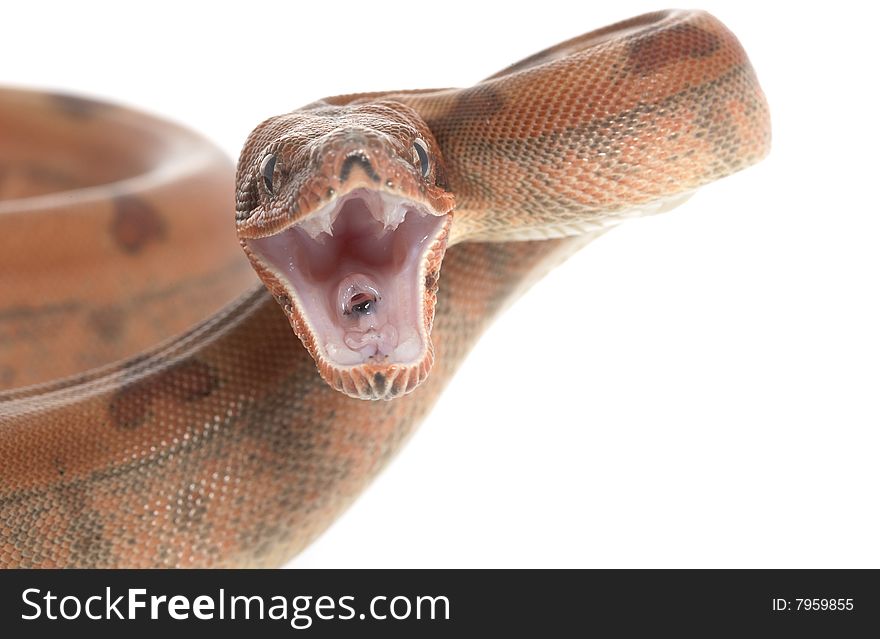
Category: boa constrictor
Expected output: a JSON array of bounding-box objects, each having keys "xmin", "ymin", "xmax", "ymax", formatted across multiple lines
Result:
[{"xmin": 0, "ymin": 10, "xmax": 769, "ymax": 567}]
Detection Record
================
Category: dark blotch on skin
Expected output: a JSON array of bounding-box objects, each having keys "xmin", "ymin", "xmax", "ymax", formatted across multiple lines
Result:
[
  {"xmin": 424, "ymin": 84, "xmax": 504, "ymax": 198},
  {"xmin": 89, "ymin": 306, "xmax": 125, "ymax": 342},
  {"xmin": 109, "ymin": 359, "xmax": 220, "ymax": 430},
  {"xmin": 425, "ymin": 84, "xmax": 505, "ymax": 144},
  {"xmin": 49, "ymin": 92, "xmax": 106, "ymax": 119},
  {"xmin": 110, "ymin": 194, "xmax": 167, "ymax": 254},
  {"xmin": 53, "ymin": 483, "xmax": 111, "ymax": 567},
  {"xmin": 24, "ymin": 164, "xmax": 80, "ymax": 191},
  {"xmin": 627, "ymin": 23, "xmax": 720, "ymax": 75},
  {"xmin": 170, "ymin": 359, "xmax": 221, "ymax": 401},
  {"xmin": 451, "ymin": 84, "xmax": 504, "ymax": 120},
  {"xmin": 108, "ymin": 385, "xmax": 150, "ymax": 431}
]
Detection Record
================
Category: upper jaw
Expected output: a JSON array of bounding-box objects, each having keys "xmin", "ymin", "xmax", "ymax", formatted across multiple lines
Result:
[
  {"xmin": 244, "ymin": 186, "xmax": 451, "ymax": 400},
  {"xmin": 296, "ymin": 188, "xmax": 424, "ymax": 241}
]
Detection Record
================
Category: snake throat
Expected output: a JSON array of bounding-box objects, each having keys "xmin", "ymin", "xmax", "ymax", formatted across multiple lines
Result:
[{"xmin": 246, "ymin": 188, "xmax": 449, "ymax": 398}]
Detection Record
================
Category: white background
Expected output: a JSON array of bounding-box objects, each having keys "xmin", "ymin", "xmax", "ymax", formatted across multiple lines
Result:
[{"xmin": 4, "ymin": 1, "xmax": 878, "ymax": 567}]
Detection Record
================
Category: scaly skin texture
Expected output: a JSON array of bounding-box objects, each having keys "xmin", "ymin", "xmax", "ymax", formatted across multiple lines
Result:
[{"xmin": 0, "ymin": 10, "xmax": 769, "ymax": 567}]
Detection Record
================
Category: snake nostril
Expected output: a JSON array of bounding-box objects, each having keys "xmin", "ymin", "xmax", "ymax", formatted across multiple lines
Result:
[{"xmin": 339, "ymin": 152, "xmax": 380, "ymax": 183}]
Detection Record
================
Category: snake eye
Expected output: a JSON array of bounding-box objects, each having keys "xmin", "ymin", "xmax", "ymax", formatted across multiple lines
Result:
[
  {"xmin": 260, "ymin": 153, "xmax": 277, "ymax": 195},
  {"xmin": 412, "ymin": 138, "xmax": 430, "ymax": 179}
]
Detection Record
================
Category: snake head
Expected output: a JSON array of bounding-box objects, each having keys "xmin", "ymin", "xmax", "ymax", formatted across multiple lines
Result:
[{"xmin": 235, "ymin": 100, "xmax": 454, "ymax": 400}]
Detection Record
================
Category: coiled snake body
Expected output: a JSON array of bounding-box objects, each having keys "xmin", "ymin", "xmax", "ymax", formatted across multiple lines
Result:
[{"xmin": 0, "ymin": 10, "xmax": 769, "ymax": 567}]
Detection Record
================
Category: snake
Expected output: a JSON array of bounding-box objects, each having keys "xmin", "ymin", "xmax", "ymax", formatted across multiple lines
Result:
[{"xmin": 0, "ymin": 10, "xmax": 769, "ymax": 567}]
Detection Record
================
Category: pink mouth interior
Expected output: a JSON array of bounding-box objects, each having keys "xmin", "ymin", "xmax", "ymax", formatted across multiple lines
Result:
[{"xmin": 247, "ymin": 189, "xmax": 446, "ymax": 367}]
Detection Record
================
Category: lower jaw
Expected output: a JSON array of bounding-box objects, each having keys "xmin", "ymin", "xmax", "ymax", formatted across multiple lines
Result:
[{"xmin": 316, "ymin": 347, "xmax": 436, "ymax": 400}]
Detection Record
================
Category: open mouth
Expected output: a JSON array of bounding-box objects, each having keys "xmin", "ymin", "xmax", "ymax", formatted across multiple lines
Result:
[{"xmin": 246, "ymin": 188, "xmax": 448, "ymax": 369}]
